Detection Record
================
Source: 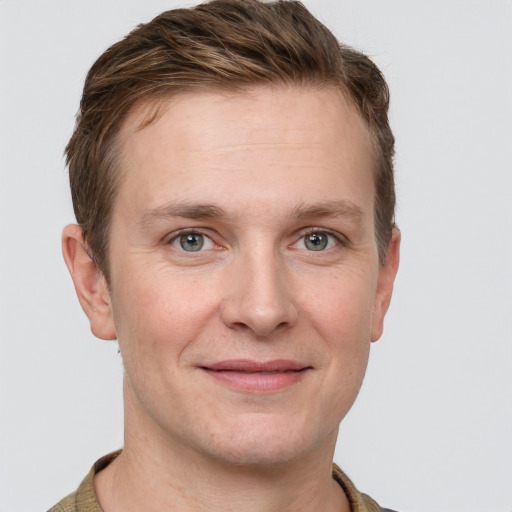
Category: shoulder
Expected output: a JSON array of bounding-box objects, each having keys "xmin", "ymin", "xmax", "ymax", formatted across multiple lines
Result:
[
  {"xmin": 361, "ymin": 493, "xmax": 399, "ymax": 512},
  {"xmin": 360, "ymin": 492, "xmax": 399, "ymax": 512},
  {"xmin": 333, "ymin": 464, "xmax": 399, "ymax": 512},
  {"xmin": 47, "ymin": 451, "xmax": 121, "ymax": 512},
  {"xmin": 47, "ymin": 491, "xmax": 77, "ymax": 512}
]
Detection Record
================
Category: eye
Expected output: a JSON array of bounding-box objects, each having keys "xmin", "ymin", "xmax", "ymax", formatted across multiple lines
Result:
[
  {"xmin": 296, "ymin": 231, "xmax": 339, "ymax": 251},
  {"xmin": 171, "ymin": 232, "xmax": 214, "ymax": 252}
]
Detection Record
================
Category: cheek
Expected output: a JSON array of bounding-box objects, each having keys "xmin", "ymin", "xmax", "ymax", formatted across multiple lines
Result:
[
  {"xmin": 304, "ymin": 270, "xmax": 377, "ymax": 344},
  {"xmin": 111, "ymin": 270, "xmax": 219, "ymax": 366},
  {"xmin": 303, "ymin": 270, "xmax": 376, "ymax": 403},
  {"xmin": 308, "ymin": 279, "xmax": 374, "ymax": 420}
]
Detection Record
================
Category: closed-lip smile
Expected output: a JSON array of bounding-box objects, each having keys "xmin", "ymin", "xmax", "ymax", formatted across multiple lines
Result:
[{"xmin": 199, "ymin": 359, "xmax": 312, "ymax": 393}]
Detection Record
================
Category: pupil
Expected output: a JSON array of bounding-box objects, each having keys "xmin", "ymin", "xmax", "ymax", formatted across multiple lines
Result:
[
  {"xmin": 180, "ymin": 233, "xmax": 204, "ymax": 251},
  {"xmin": 305, "ymin": 233, "xmax": 327, "ymax": 251}
]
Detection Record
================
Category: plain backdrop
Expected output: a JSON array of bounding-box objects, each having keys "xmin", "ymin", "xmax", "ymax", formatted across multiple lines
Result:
[{"xmin": 1, "ymin": 1, "xmax": 511, "ymax": 511}]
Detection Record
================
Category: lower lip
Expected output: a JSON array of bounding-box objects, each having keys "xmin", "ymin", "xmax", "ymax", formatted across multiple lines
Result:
[{"xmin": 202, "ymin": 369, "xmax": 308, "ymax": 393}]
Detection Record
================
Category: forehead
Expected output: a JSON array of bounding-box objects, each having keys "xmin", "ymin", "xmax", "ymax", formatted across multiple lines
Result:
[
  {"xmin": 120, "ymin": 85, "xmax": 371, "ymax": 156},
  {"xmin": 114, "ymin": 85, "xmax": 375, "ymax": 218}
]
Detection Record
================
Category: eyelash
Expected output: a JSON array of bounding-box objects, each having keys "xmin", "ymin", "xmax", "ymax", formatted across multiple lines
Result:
[
  {"xmin": 167, "ymin": 228, "xmax": 346, "ymax": 253},
  {"xmin": 168, "ymin": 229, "xmax": 218, "ymax": 253},
  {"xmin": 293, "ymin": 228, "xmax": 345, "ymax": 252}
]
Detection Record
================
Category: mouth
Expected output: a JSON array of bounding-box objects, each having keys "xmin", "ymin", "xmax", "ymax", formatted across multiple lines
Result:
[{"xmin": 199, "ymin": 359, "xmax": 312, "ymax": 393}]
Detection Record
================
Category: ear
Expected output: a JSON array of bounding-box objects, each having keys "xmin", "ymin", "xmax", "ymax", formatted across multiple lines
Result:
[
  {"xmin": 371, "ymin": 228, "xmax": 401, "ymax": 342},
  {"xmin": 62, "ymin": 224, "xmax": 117, "ymax": 340}
]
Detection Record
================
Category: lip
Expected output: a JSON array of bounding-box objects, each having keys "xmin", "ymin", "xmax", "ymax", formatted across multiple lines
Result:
[{"xmin": 200, "ymin": 359, "xmax": 312, "ymax": 393}]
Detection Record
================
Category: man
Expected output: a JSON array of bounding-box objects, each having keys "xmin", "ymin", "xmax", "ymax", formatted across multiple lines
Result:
[{"xmin": 51, "ymin": 0, "xmax": 400, "ymax": 510}]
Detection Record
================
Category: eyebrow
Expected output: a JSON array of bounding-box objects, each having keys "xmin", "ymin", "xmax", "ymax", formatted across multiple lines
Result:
[
  {"xmin": 140, "ymin": 202, "xmax": 228, "ymax": 228},
  {"xmin": 290, "ymin": 200, "xmax": 365, "ymax": 221},
  {"xmin": 139, "ymin": 199, "xmax": 364, "ymax": 228}
]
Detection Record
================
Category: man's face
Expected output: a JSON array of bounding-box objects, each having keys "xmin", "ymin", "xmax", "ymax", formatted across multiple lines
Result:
[{"xmin": 100, "ymin": 86, "xmax": 397, "ymax": 465}]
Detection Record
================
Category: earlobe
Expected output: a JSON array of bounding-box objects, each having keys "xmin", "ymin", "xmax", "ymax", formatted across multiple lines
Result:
[
  {"xmin": 371, "ymin": 228, "xmax": 401, "ymax": 342},
  {"xmin": 62, "ymin": 224, "xmax": 117, "ymax": 340}
]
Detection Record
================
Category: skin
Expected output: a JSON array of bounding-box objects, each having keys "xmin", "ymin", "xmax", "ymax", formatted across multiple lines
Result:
[{"xmin": 63, "ymin": 85, "xmax": 400, "ymax": 512}]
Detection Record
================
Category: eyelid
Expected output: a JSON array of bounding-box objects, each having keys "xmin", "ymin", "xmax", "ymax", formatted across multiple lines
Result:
[
  {"xmin": 164, "ymin": 227, "xmax": 347, "ymax": 251},
  {"xmin": 292, "ymin": 228, "xmax": 347, "ymax": 250},
  {"xmin": 166, "ymin": 228, "xmax": 219, "ymax": 251}
]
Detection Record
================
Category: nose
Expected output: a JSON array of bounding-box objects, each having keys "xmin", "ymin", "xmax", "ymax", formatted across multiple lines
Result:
[{"xmin": 220, "ymin": 250, "xmax": 299, "ymax": 337}]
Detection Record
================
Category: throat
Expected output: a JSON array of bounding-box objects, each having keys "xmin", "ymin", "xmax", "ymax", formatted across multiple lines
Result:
[{"xmin": 93, "ymin": 447, "xmax": 350, "ymax": 512}]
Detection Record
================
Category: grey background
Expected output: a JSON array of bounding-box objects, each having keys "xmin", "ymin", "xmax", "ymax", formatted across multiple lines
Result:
[{"xmin": 1, "ymin": 1, "xmax": 511, "ymax": 510}]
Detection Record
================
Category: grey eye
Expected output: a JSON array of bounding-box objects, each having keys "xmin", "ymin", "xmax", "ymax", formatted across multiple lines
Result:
[
  {"xmin": 171, "ymin": 231, "xmax": 215, "ymax": 252},
  {"xmin": 304, "ymin": 232, "xmax": 329, "ymax": 251},
  {"xmin": 179, "ymin": 233, "xmax": 205, "ymax": 251}
]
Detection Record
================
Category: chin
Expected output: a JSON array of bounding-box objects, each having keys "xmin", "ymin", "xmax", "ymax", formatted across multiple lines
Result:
[
  {"xmin": 205, "ymin": 439, "xmax": 307, "ymax": 468},
  {"xmin": 196, "ymin": 414, "xmax": 331, "ymax": 468}
]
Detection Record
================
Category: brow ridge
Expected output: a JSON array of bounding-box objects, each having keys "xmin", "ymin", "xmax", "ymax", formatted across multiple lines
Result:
[
  {"xmin": 140, "ymin": 199, "xmax": 364, "ymax": 228},
  {"xmin": 140, "ymin": 202, "xmax": 227, "ymax": 228},
  {"xmin": 290, "ymin": 200, "xmax": 364, "ymax": 220}
]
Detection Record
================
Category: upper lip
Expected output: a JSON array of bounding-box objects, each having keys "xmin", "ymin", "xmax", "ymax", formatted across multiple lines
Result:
[{"xmin": 201, "ymin": 359, "xmax": 311, "ymax": 372}]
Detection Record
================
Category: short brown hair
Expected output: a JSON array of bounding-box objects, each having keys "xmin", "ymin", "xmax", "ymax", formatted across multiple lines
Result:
[{"xmin": 66, "ymin": 0, "xmax": 395, "ymax": 280}]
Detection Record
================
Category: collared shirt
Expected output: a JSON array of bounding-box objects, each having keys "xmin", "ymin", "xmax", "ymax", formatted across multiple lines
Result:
[{"xmin": 48, "ymin": 451, "xmax": 394, "ymax": 512}]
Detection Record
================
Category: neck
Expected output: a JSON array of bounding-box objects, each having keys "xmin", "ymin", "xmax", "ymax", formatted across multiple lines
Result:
[{"xmin": 94, "ymin": 388, "xmax": 350, "ymax": 512}]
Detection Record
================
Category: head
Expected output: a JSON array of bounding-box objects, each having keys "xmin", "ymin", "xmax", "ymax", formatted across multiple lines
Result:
[
  {"xmin": 66, "ymin": 0, "xmax": 395, "ymax": 283},
  {"xmin": 62, "ymin": 0, "xmax": 400, "ymax": 468}
]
